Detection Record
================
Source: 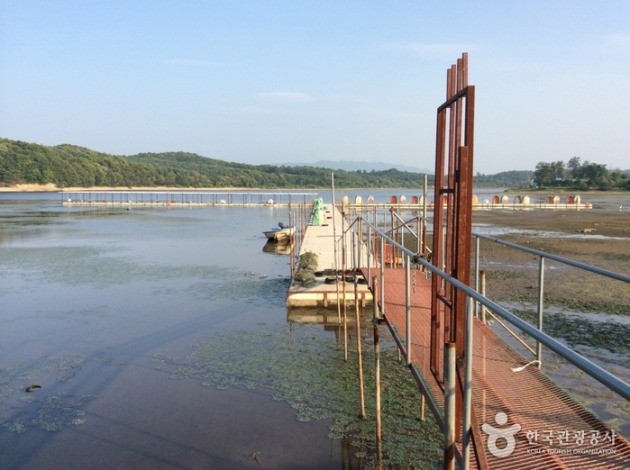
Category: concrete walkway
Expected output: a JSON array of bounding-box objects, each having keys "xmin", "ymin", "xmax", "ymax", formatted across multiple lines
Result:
[{"xmin": 286, "ymin": 203, "xmax": 373, "ymax": 309}]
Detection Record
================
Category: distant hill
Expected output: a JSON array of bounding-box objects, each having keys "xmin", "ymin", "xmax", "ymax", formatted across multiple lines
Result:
[
  {"xmin": 1, "ymin": 138, "xmax": 552, "ymax": 190},
  {"xmin": 0, "ymin": 138, "xmax": 430, "ymax": 189},
  {"xmin": 280, "ymin": 160, "xmax": 434, "ymax": 174}
]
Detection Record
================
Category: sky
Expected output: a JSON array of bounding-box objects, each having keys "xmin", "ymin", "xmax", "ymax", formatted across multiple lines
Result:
[{"xmin": 1, "ymin": 1, "xmax": 629, "ymax": 174}]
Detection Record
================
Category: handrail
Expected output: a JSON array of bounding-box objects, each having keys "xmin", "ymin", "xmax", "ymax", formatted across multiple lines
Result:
[
  {"xmin": 474, "ymin": 233, "xmax": 630, "ymax": 283},
  {"xmin": 351, "ymin": 215, "xmax": 630, "ymax": 401}
]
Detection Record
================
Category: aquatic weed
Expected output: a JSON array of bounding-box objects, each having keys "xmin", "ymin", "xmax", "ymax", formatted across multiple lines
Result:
[
  {"xmin": 0, "ymin": 355, "xmax": 94, "ymax": 434},
  {"xmin": 156, "ymin": 325, "xmax": 442, "ymax": 468}
]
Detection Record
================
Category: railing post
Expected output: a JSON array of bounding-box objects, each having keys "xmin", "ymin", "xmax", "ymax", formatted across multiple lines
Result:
[
  {"xmin": 536, "ymin": 256, "xmax": 545, "ymax": 369},
  {"xmin": 444, "ymin": 342, "xmax": 456, "ymax": 470},
  {"xmin": 474, "ymin": 236, "xmax": 480, "ymax": 318},
  {"xmin": 373, "ymin": 276, "xmax": 381, "ymax": 319},
  {"xmin": 405, "ymin": 254, "xmax": 412, "ymax": 365},
  {"xmin": 401, "ymin": 220, "xmax": 406, "ymax": 268},
  {"xmin": 373, "ymin": 276, "xmax": 383, "ymax": 468},
  {"xmin": 480, "ymin": 270, "xmax": 487, "ymax": 324},
  {"xmin": 358, "ymin": 217, "xmax": 363, "ymax": 270},
  {"xmin": 352, "ymin": 231, "xmax": 357, "ymax": 271},
  {"xmin": 379, "ymin": 236, "xmax": 385, "ymax": 316},
  {"xmin": 367, "ymin": 225, "xmax": 372, "ymax": 284},
  {"xmin": 417, "ymin": 215, "xmax": 421, "ymax": 254},
  {"xmin": 462, "ymin": 297, "xmax": 474, "ymax": 469}
]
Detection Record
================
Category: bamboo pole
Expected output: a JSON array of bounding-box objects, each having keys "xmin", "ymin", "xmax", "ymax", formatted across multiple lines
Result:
[
  {"xmin": 343, "ymin": 206, "xmax": 348, "ymax": 362},
  {"xmin": 331, "ymin": 173, "xmax": 342, "ymax": 328}
]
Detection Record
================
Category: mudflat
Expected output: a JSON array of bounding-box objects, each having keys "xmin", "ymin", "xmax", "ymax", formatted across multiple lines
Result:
[
  {"xmin": 471, "ymin": 209, "xmax": 629, "ymax": 314},
  {"xmin": 474, "ymin": 209, "xmax": 630, "ymax": 238}
]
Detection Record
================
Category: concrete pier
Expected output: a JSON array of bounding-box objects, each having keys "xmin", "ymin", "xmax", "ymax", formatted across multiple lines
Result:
[{"xmin": 286, "ymin": 203, "xmax": 373, "ymax": 308}]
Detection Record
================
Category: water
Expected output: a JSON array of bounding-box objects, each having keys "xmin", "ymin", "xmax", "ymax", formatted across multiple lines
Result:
[
  {"xmin": 1, "ymin": 191, "xmax": 628, "ymax": 467},
  {"xmin": 0, "ymin": 195, "xmax": 346, "ymax": 469}
]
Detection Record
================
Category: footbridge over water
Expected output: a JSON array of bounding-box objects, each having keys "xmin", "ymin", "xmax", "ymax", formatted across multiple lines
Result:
[
  {"xmin": 352, "ymin": 220, "xmax": 629, "ymax": 469},
  {"xmin": 288, "ymin": 198, "xmax": 629, "ymax": 468},
  {"xmin": 288, "ymin": 53, "xmax": 629, "ymax": 468}
]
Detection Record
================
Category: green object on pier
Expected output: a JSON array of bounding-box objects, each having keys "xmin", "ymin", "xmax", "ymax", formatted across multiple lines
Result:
[{"xmin": 311, "ymin": 198, "xmax": 326, "ymax": 226}]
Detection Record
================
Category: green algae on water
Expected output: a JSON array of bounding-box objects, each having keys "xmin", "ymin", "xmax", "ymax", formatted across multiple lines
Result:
[
  {"xmin": 0, "ymin": 354, "xmax": 95, "ymax": 433},
  {"xmin": 155, "ymin": 325, "xmax": 443, "ymax": 468}
]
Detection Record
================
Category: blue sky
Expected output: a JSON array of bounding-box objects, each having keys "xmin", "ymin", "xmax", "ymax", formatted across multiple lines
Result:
[{"xmin": 1, "ymin": 1, "xmax": 628, "ymax": 173}]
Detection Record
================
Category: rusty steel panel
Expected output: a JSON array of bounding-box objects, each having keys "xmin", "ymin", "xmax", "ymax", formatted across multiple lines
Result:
[{"xmin": 430, "ymin": 52, "xmax": 476, "ymax": 459}]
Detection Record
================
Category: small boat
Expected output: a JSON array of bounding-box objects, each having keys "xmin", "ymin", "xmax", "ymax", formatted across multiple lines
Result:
[{"xmin": 263, "ymin": 222, "xmax": 296, "ymax": 241}]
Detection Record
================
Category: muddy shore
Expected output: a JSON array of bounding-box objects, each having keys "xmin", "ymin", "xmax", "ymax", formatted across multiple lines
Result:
[{"xmin": 472, "ymin": 209, "xmax": 629, "ymax": 314}]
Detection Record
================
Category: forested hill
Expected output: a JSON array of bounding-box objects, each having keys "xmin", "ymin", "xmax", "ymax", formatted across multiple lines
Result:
[
  {"xmin": 0, "ymin": 138, "xmax": 533, "ymax": 189},
  {"xmin": 0, "ymin": 139, "xmax": 430, "ymax": 188}
]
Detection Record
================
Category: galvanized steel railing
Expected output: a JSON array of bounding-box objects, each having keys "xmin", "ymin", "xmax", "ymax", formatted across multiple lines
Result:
[
  {"xmin": 472, "ymin": 233, "xmax": 630, "ymax": 369},
  {"xmin": 349, "ymin": 215, "xmax": 630, "ymax": 398},
  {"xmin": 344, "ymin": 213, "xmax": 630, "ymax": 468}
]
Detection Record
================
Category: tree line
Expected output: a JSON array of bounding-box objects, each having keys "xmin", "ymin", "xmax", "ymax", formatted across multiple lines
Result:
[
  {"xmin": 0, "ymin": 139, "xmax": 435, "ymax": 189},
  {"xmin": 5, "ymin": 138, "xmax": 623, "ymax": 190},
  {"xmin": 534, "ymin": 157, "xmax": 629, "ymax": 190}
]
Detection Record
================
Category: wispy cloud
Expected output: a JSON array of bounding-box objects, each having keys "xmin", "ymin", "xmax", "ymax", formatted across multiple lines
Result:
[
  {"xmin": 381, "ymin": 42, "xmax": 477, "ymax": 55},
  {"xmin": 160, "ymin": 58, "xmax": 222, "ymax": 67},
  {"xmin": 256, "ymin": 92, "xmax": 315, "ymax": 102}
]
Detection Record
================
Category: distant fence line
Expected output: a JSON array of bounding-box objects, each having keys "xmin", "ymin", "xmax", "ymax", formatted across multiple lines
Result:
[{"xmin": 60, "ymin": 190, "xmax": 318, "ymax": 207}]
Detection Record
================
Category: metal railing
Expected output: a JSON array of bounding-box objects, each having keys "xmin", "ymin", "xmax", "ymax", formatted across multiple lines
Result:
[
  {"xmin": 472, "ymin": 233, "xmax": 630, "ymax": 369},
  {"xmin": 343, "ymin": 212, "xmax": 630, "ymax": 468}
]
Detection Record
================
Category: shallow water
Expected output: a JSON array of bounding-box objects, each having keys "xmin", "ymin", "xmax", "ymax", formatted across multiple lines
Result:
[
  {"xmin": 0, "ymin": 196, "xmax": 351, "ymax": 469},
  {"xmin": 2, "ymin": 191, "xmax": 628, "ymax": 467}
]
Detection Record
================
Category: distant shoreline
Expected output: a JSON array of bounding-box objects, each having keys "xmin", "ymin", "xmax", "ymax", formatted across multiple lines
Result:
[
  {"xmin": 1, "ymin": 183, "xmax": 628, "ymax": 194},
  {"xmin": 0, "ymin": 184, "xmax": 317, "ymax": 193}
]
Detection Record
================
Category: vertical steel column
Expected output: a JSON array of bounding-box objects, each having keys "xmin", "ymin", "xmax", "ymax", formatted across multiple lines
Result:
[
  {"xmin": 537, "ymin": 256, "xmax": 545, "ymax": 369},
  {"xmin": 406, "ymin": 255, "xmax": 412, "ymax": 365},
  {"xmin": 462, "ymin": 297, "xmax": 474, "ymax": 469},
  {"xmin": 430, "ymin": 96, "xmax": 447, "ymax": 379},
  {"xmin": 373, "ymin": 277, "xmax": 383, "ymax": 468},
  {"xmin": 417, "ymin": 215, "xmax": 421, "ymax": 255},
  {"xmin": 474, "ymin": 236, "xmax": 480, "ymax": 318},
  {"xmin": 358, "ymin": 217, "xmax": 363, "ymax": 270},
  {"xmin": 355, "ymin": 277, "xmax": 366, "ymax": 418},
  {"xmin": 379, "ymin": 236, "xmax": 385, "ymax": 316},
  {"xmin": 352, "ymin": 231, "xmax": 357, "ymax": 271},
  {"xmin": 480, "ymin": 270, "xmax": 487, "ymax": 324},
  {"xmin": 423, "ymin": 175, "xmax": 428, "ymax": 260},
  {"xmin": 367, "ymin": 225, "xmax": 372, "ymax": 283},
  {"xmin": 444, "ymin": 342, "xmax": 456, "ymax": 470}
]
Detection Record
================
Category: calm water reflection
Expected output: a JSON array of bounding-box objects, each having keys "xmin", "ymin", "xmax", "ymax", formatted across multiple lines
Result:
[{"xmin": 0, "ymin": 196, "xmax": 346, "ymax": 469}]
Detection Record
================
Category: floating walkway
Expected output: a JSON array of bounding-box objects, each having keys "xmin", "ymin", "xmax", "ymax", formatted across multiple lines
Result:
[
  {"xmin": 286, "ymin": 204, "xmax": 372, "ymax": 308},
  {"xmin": 60, "ymin": 190, "xmax": 318, "ymax": 207}
]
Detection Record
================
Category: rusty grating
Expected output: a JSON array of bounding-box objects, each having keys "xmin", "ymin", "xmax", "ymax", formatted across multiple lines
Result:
[
  {"xmin": 355, "ymin": 52, "xmax": 629, "ymax": 469},
  {"xmin": 363, "ymin": 268, "xmax": 630, "ymax": 468}
]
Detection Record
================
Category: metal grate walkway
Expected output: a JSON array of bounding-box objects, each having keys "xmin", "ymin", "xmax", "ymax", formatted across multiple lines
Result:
[{"xmin": 364, "ymin": 267, "xmax": 630, "ymax": 469}]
